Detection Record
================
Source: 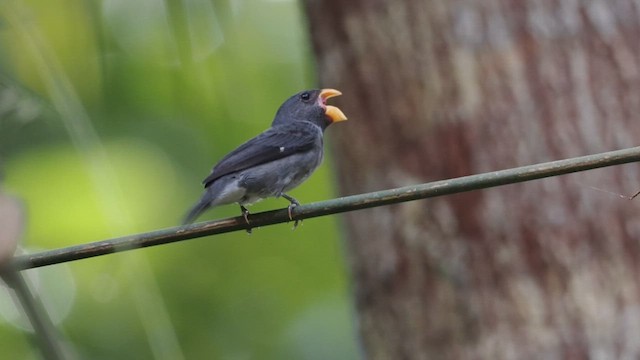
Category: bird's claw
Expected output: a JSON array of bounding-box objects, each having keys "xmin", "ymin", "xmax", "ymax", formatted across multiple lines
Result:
[
  {"xmin": 240, "ymin": 206, "xmax": 252, "ymax": 234},
  {"xmin": 280, "ymin": 193, "xmax": 303, "ymax": 230},
  {"xmin": 287, "ymin": 203, "xmax": 302, "ymax": 230},
  {"xmin": 292, "ymin": 219, "xmax": 302, "ymax": 230}
]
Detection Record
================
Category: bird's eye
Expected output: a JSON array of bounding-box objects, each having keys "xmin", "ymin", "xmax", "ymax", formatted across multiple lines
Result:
[{"xmin": 300, "ymin": 92, "xmax": 311, "ymax": 101}]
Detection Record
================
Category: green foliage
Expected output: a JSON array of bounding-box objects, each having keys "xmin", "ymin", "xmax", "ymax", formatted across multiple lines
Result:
[{"xmin": 0, "ymin": 0, "xmax": 357, "ymax": 358}]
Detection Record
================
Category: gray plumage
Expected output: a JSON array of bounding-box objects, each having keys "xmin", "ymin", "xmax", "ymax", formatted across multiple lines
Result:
[{"xmin": 183, "ymin": 89, "xmax": 346, "ymax": 225}]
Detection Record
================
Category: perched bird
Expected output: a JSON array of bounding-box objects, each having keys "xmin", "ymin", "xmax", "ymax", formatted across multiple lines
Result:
[{"xmin": 183, "ymin": 89, "xmax": 347, "ymax": 230}]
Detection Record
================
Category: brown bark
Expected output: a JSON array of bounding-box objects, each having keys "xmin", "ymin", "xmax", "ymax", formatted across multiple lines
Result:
[{"xmin": 304, "ymin": 1, "xmax": 640, "ymax": 359}]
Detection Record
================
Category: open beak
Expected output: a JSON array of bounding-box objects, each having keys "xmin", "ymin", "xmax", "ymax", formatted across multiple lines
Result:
[{"xmin": 319, "ymin": 88, "xmax": 347, "ymax": 123}]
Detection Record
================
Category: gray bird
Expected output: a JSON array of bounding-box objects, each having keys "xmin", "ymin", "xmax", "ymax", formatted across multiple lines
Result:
[{"xmin": 183, "ymin": 89, "xmax": 347, "ymax": 229}]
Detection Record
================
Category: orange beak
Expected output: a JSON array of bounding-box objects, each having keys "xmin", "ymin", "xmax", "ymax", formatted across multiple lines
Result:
[{"xmin": 319, "ymin": 89, "xmax": 347, "ymax": 123}]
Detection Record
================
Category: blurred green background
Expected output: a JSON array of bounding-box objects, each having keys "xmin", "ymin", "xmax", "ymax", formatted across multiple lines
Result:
[{"xmin": 0, "ymin": 0, "xmax": 358, "ymax": 358}]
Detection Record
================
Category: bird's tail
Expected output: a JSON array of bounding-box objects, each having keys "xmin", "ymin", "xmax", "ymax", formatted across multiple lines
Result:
[{"xmin": 182, "ymin": 198, "xmax": 211, "ymax": 225}]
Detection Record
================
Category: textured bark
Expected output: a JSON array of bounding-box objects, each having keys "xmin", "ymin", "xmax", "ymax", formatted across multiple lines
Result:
[{"xmin": 304, "ymin": 1, "xmax": 640, "ymax": 359}]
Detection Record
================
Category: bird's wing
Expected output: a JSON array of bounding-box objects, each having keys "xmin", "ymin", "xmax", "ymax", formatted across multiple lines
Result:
[{"xmin": 203, "ymin": 122, "xmax": 320, "ymax": 187}]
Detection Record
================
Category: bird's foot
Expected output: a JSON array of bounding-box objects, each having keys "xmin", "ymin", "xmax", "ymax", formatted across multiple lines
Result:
[
  {"xmin": 287, "ymin": 203, "xmax": 303, "ymax": 230},
  {"xmin": 282, "ymin": 193, "xmax": 302, "ymax": 230},
  {"xmin": 240, "ymin": 205, "xmax": 252, "ymax": 234}
]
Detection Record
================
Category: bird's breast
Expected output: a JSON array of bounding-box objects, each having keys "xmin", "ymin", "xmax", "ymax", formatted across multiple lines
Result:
[{"xmin": 238, "ymin": 144, "xmax": 323, "ymax": 202}]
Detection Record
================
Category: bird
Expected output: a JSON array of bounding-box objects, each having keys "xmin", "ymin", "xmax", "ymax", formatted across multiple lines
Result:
[{"xmin": 183, "ymin": 89, "xmax": 347, "ymax": 231}]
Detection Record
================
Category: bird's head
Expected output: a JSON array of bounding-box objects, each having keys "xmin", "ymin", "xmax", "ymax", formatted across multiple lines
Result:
[{"xmin": 272, "ymin": 89, "xmax": 347, "ymax": 130}]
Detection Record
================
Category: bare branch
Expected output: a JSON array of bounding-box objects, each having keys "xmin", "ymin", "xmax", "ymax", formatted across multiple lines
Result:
[{"xmin": 10, "ymin": 146, "xmax": 640, "ymax": 271}]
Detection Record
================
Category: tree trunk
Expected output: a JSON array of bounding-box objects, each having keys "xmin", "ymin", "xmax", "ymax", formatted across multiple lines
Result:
[{"xmin": 304, "ymin": 1, "xmax": 640, "ymax": 359}]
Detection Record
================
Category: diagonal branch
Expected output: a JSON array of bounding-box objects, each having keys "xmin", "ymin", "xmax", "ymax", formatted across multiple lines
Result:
[{"xmin": 10, "ymin": 146, "xmax": 640, "ymax": 271}]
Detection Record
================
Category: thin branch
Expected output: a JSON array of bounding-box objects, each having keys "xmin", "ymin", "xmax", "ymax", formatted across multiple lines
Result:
[
  {"xmin": 1, "ymin": 269, "xmax": 67, "ymax": 360},
  {"xmin": 11, "ymin": 146, "xmax": 640, "ymax": 271}
]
